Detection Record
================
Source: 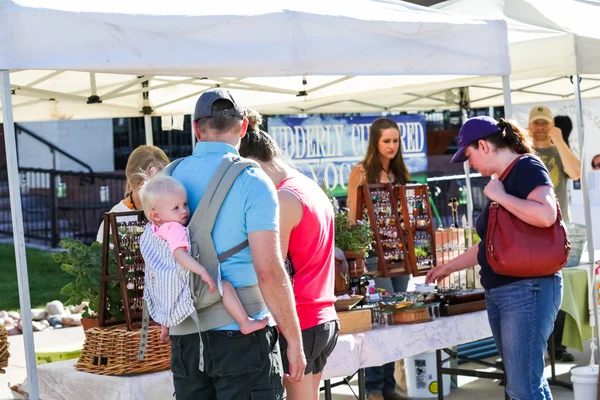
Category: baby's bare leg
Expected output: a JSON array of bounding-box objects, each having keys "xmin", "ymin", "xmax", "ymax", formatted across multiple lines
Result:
[{"xmin": 221, "ymin": 280, "xmax": 268, "ymax": 334}]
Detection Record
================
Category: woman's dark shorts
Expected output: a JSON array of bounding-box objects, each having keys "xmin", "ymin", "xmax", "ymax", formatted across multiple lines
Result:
[{"xmin": 280, "ymin": 320, "xmax": 339, "ymax": 375}]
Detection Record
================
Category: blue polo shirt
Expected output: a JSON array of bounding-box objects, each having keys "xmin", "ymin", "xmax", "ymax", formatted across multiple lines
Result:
[{"xmin": 172, "ymin": 142, "xmax": 278, "ymax": 330}]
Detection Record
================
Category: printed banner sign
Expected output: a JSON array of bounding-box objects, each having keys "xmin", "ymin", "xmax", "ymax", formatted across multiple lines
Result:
[{"xmin": 267, "ymin": 115, "xmax": 427, "ymax": 196}]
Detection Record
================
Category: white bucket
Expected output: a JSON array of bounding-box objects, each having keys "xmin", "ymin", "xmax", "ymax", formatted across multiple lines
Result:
[
  {"xmin": 571, "ymin": 365, "xmax": 598, "ymax": 400},
  {"xmin": 405, "ymin": 351, "xmax": 451, "ymax": 398}
]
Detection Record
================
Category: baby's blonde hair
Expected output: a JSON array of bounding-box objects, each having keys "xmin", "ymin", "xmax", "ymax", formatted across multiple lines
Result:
[{"xmin": 139, "ymin": 175, "xmax": 187, "ymax": 223}]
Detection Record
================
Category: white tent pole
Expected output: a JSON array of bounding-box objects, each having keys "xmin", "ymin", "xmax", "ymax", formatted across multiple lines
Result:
[
  {"xmin": 190, "ymin": 116, "xmax": 196, "ymax": 151},
  {"xmin": 0, "ymin": 70, "xmax": 40, "ymax": 400},
  {"xmin": 141, "ymin": 79, "xmax": 154, "ymax": 146},
  {"xmin": 502, "ymin": 75, "xmax": 513, "ymax": 118},
  {"xmin": 459, "ymin": 87, "xmax": 474, "ymax": 233},
  {"xmin": 144, "ymin": 115, "xmax": 153, "ymax": 146},
  {"xmin": 573, "ymin": 73, "xmax": 599, "ymax": 355}
]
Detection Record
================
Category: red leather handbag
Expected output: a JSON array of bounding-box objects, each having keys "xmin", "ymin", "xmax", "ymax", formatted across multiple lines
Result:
[{"xmin": 485, "ymin": 155, "xmax": 571, "ymax": 277}]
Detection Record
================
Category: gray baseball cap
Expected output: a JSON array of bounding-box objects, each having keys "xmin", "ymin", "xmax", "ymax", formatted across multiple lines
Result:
[{"xmin": 193, "ymin": 88, "xmax": 244, "ymax": 120}]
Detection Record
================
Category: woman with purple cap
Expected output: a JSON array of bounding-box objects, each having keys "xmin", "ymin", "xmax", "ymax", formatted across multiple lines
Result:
[{"xmin": 426, "ymin": 116, "xmax": 562, "ymax": 399}]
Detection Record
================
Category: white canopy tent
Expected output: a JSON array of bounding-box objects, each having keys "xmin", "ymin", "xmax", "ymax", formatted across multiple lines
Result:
[
  {"xmin": 0, "ymin": 1, "xmax": 512, "ymax": 398},
  {"xmin": 0, "ymin": 0, "xmax": 512, "ymax": 123}
]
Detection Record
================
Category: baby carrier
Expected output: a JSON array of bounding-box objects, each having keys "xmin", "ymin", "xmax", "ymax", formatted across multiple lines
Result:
[{"xmin": 138, "ymin": 154, "xmax": 267, "ymax": 371}]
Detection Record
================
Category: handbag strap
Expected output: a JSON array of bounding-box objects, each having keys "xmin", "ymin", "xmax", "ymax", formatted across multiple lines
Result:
[{"xmin": 498, "ymin": 154, "xmax": 526, "ymax": 182}]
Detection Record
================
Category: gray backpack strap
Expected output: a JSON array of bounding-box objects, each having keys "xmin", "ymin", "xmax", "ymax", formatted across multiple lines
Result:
[
  {"xmin": 188, "ymin": 155, "xmax": 257, "ymax": 260},
  {"xmin": 217, "ymin": 240, "xmax": 249, "ymax": 263},
  {"xmin": 162, "ymin": 158, "xmax": 185, "ymax": 176}
]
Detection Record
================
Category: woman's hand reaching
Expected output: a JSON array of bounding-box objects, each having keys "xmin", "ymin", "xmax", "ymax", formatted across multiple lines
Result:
[{"xmin": 425, "ymin": 264, "xmax": 453, "ymax": 285}]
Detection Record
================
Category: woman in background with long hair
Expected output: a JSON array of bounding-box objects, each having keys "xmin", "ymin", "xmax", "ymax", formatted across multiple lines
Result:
[{"xmin": 347, "ymin": 117, "xmax": 410, "ymax": 400}]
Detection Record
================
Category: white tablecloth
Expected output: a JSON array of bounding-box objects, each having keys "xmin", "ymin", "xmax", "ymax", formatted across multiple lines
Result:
[
  {"xmin": 25, "ymin": 311, "xmax": 492, "ymax": 399},
  {"xmin": 24, "ymin": 359, "xmax": 174, "ymax": 400},
  {"xmin": 322, "ymin": 310, "xmax": 492, "ymax": 379}
]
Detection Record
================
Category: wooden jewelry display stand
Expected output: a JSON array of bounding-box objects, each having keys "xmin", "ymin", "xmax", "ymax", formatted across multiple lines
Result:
[
  {"xmin": 354, "ymin": 183, "xmax": 436, "ymax": 277},
  {"xmin": 99, "ymin": 210, "xmax": 147, "ymax": 329}
]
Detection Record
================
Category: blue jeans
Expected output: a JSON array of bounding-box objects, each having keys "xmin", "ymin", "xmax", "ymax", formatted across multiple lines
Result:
[
  {"xmin": 485, "ymin": 275, "xmax": 563, "ymax": 400},
  {"xmin": 365, "ymin": 275, "xmax": 410, "ymax": 394}
]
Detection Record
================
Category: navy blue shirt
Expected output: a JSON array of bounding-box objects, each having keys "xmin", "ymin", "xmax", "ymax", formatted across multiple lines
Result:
[{"xmin": 475, "ymin": 155, "xmax": 554, "ymax": 289}]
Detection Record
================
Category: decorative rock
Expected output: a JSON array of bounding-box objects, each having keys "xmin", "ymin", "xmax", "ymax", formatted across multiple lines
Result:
[
  {"xmin": 70, "ymin": 302, "xmax": 88, "ymax": 315},
  {"xmin": 8, "ymin": 311, "xmax": 20, "ymax": 320},
  {"xmin": 45, "ymin": 300, "xmax": 65, "ymax": 316},
  {"xmin": 0, "ymin": 311, "xmax": 8, "ymax": 319},
  {"xmin": 47, "ymin": 316, "xmax": 62, "ymax": 328},
  {"xmin": 61, "ymin": 314, "xmax": 82, "ymax": 327},
  {"xmin": 16, "ymin": 319, "xmax": 46, "ymax": 332},
  {"xmin": 31, "ymin": 309, "xmax": 48, "ymax": 321},
  {"xmin": 7, "ymin": 327, "xmax": 20, "ymax": 336},
  {"xmin": 39, "ymin": 319, "xmax": 50, "ymax": 327},
  {"xmin": 0, "ymin": 318, "xmax": 4, "ymax": 327},
  {"xmin": 4, "ymin": 317, "xmax": 14, "ymax": 327},
  {"xmin": 31, "ymin": 321, "xmax": 46, "ymax": 332}
]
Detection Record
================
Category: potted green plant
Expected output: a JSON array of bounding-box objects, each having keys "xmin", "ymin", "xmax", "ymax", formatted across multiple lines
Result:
[
  {"xmin": 334, "ymin": 209, "xmax": 374, "ymax": 277},
  {"xmin": 53, "ymin": 238, "xmax": 123, "ymax": 330}
]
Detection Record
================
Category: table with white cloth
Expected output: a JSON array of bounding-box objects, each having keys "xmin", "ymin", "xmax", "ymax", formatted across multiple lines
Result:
[
  {"xmin": 321, "ymin": 310, "xmax": 493, "ymax": 399},
  {"xmin": 24, "ymin": 311, "xmax": 492, "ymax": 400}
]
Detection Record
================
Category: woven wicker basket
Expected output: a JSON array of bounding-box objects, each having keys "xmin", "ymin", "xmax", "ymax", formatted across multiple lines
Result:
[
  {"xmin": 75, "ymin": 325, "xmax": 170, "ymax": 375},
  {"xmin": 0, "ymin": 326, "xmax": 9, "ymax": 374},
  {"xmin": 391, "ymin": 307, "xmax": 431, "ymax": 325}
]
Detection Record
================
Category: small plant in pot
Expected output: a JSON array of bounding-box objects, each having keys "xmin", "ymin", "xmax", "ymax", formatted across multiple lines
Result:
[
  {"xmin": 53, "ymin": 238, "xmax": 124, "ymax": 330},
  {"xmin": 334, "ymin": 209, "xmax": 374, "ymax": 278}
]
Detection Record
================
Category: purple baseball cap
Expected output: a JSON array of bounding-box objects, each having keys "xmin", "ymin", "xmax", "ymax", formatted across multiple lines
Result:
[{"xmin": 451, "ymin": 116, "xmax": 502, "ymax": 163}]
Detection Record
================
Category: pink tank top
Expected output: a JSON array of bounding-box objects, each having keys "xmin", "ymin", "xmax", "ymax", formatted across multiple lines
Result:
[{"xmin": 278, "ymin": 172, "xmax": 338, "ymax": 330}]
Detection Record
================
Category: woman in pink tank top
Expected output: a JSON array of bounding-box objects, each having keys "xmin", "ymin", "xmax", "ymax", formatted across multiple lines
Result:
[{"xmin": 240, "ymin": 110, "xmax": 338, "ymax": 400}]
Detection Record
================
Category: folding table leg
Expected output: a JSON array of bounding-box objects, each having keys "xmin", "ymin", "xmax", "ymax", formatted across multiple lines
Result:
[
  {"xmin": 324, "ymin": 379, "xmax": 332, "ymax": 400},
  {"xmin": 437, "ymin": 349, "xmax": 444, "ymax": 400},
  {"xmin": 357, "ymin": 368, "xmax": 366, "ymax": 400}
]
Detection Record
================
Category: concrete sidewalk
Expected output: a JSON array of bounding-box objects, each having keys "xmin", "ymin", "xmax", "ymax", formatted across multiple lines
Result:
[{"xmin": 0, "ymin": 327, "xmax": 84, "ymax": 400}]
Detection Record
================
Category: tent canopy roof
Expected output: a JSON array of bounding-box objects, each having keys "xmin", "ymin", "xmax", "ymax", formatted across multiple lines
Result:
[{"xmin": 0, "ymin": 0, "xmax": 510, "ymax": 121}]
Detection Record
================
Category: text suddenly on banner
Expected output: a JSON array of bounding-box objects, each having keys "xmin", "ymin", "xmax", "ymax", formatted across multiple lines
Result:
[{"xmin": 268, "ymin": 115, "xmax": 428, "ymax": 196}]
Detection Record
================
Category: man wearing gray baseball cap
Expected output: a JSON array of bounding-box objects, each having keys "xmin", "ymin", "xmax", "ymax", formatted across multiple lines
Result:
[{"xmin": 168, "ymin": 88, "xmax": 305, "ymax": 399}]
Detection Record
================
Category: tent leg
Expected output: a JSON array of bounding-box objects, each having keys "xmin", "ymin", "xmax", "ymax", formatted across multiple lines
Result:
[
  {"xmin": 190, "ymin": 115, "xmax": 196, "ymax": 151},
  {"xmin": 459, "ymin": 98, "xmax": 474, "ymax": 233},
  {"xmin": 144, "ymin": 115, "xmax": 153, "ymax": 146},
  {"xmin": 0, "ymin": 70, "xmax": 40, "ymax": 399},
  {"xmin": 573, "ymin": 74, "xmax": 599, "ymax": 359},
  {"xmin": 502, "ymin": 75, "xmax": 513, "ymax": 118}
]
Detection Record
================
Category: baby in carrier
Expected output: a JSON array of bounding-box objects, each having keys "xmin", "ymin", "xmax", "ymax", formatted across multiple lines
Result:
[{"xmin": 139, "ymin": 175, "xmax": 268, "ymax": 340}]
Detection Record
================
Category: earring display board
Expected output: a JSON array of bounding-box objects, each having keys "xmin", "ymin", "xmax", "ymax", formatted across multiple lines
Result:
[
  {"xmin": 355, "ymin": 183, "xmax": 437, "ymax": 278},
  {"xmin": 357, "ymin": 183, "xmax": 412, "ymax": 277},
  {"xmin": 99, "ymin": 211, "xmax": 147, "ymax": 330},
  {"xmin": 395, "ymin": 184, "xmax": 437, "ymax": 277}
]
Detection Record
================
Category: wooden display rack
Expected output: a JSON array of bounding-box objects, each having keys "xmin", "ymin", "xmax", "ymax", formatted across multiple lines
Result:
[
  {"xmin": 354, "ymin": 183, "xmax": 436, "ymax": 277},
  {"xmin": 396, "ymin": 184, "xmax": 437, "ymax": 276},
  {"xmin": 99, "ymin": 211, "xmax": 148, "ymax": 330}
]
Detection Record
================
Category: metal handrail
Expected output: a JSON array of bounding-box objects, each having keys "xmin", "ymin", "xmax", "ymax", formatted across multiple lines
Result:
[{"xmin": 15, "ymin": 123, "xmax": 94, "ymax": 173}]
